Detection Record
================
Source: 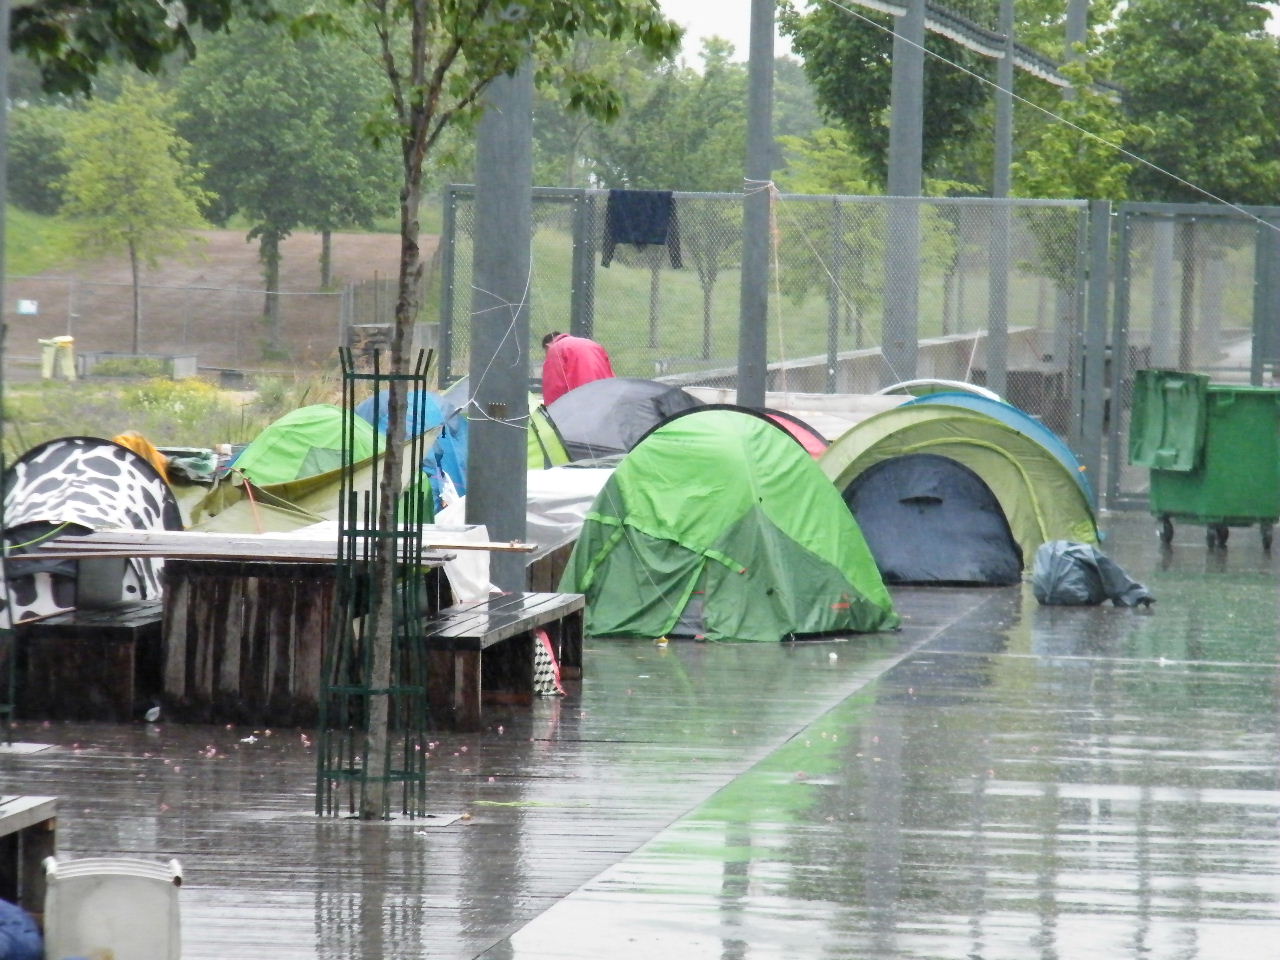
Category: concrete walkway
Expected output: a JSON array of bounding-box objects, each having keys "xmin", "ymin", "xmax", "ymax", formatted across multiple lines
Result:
[{"xmin": 3, "ymin": 511, "xmax": 1278, "ymax": 959}]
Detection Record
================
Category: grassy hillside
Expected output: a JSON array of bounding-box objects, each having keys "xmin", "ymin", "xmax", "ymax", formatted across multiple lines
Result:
[{"xmin": 5, "ymin": 206, "xmax": 80, "ymax": 276}]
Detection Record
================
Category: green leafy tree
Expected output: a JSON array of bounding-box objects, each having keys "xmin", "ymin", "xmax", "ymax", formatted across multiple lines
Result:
[
  {"xmin": 300, "ymin": 0, "xmax": 680, "ymax": 820},
  {"xmin": 58, "ymin": 77, "xmax": 210, "ymax": 353},
  {"xmin": 176, "ymin": 3, "xmax": 397, "ymax": 352},
  {"xmin": 1014, "ymin": 57, "xmax": 1139, "ymax": 203},
  {"xmin": 777, "ymin": 0, "xmax": 990, "ymax": 187},
  {"xmin": 532, "ymin": 34, "xmax": 661, "ymax": 187},
  {"xmin": 7, "ymin": 105, "xmax": 73, "ymax": 215},
  {"xmin": 1105, "ymin": 0, "xmax": 1280, "ymax": 204},
  {"xmin": 592, "ymin": 38, "xmax": 746, "ymax": 355},
  {"xmin": 772, "ymin": 55, "xmax": 822, "ymax": 144},
  {"xmin": 11, "ymin": 0, "xmax": 277, "ymax": 95}
]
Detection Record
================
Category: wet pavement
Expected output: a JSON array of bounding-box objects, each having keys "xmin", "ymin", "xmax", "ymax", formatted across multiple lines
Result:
[{"xmin": 4, "ymin": 511, "xmax": 1279, "ymax": 958}]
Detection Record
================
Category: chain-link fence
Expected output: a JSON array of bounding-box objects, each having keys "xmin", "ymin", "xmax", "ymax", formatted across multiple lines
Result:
[
  {"xmin": 3, "ymin": 275, "xmax": 345, "ymax": 378},
  {"xmin": 440, "ymin": 185, "xmax": 1089, "ymax": 430},
  {"xmin": 1106, "ymin": 202, "xmax": 1280, "ymax": 505}
]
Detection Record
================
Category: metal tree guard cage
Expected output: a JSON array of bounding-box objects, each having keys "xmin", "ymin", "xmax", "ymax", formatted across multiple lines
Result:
[{"xmin": 316, "ymin": 347, "xmax": 436, "ymax": 818}]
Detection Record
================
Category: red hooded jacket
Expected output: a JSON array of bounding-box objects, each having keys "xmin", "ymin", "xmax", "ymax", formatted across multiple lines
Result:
[{"xmin": 541, "ymin": 334, "xmax": 615, "ymax": 405}]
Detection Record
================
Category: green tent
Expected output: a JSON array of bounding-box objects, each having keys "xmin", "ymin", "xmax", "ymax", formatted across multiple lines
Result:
[
  {"xmin": 820, "ymin": 405, "xmax": 1098, "ymax": 567},
  {"xmin": 527, "ymin": 397, "xmax": 569, "ymax": 469},
  {"xmin": 561, "ymin": 408, "xmax": 899, "ymax": 642},
  {"xmin": 233, "ymin": 404, "xmax": 377, "ymax": 485}
]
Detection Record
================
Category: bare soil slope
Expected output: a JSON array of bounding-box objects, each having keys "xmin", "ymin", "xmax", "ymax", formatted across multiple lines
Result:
[{"xmin": 7, "ymin": 229, "xmax": 432, "ymax": 376}]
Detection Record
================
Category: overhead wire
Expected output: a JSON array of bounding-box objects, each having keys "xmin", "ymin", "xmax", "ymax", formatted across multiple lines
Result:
[{"xmin": 816, "ymin": 0, "xmax": 1280, "ymax": 234}]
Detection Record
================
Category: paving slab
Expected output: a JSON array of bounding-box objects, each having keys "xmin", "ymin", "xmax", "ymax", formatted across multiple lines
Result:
[{"xmin": 486, "ymin": 511, "xmax": 1280, "ymax": 960}]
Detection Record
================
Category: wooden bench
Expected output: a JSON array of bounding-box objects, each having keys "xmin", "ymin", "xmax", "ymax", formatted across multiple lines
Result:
[
  {"xmin": 422, "ymin": 591, "xmax": 584, "ymax": 730},
  {"xmin": 0, "ymin": 795, "xmax": 57, "ymax": 919},
  {"xmin": 15, "ymin": 600, "xmax": 164, "ymax": 722}
]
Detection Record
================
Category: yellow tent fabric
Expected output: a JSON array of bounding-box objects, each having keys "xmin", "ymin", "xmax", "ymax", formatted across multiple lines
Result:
[
  {"xmin": 820, "ymin": 406, "xmax": 1097, "ymax": 567},
  {"xmin": 112, "ymin": 431, "xmax": 169, "ymax": 483}
]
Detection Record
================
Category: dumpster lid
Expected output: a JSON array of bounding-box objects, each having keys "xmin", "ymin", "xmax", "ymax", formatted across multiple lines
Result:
[{"xmin": 1129, "ymin": 369, "xmax": 1208, "ymax": 472}]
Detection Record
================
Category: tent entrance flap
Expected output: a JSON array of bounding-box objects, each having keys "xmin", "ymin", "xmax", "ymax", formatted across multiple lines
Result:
[{"xmin": 845, "ymin": 453, "xmax": 1022, "ymax": 586}]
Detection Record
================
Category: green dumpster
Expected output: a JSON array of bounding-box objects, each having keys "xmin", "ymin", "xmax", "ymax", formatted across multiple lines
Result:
[{"xmin": 1129, "ymin": 368, "xmax": 1280, "ymax": 549}]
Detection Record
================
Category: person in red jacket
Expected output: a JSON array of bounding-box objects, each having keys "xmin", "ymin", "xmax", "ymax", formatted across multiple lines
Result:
[{"xmin": 540, "ymin": 331, "xmax": 615, "ymax": 405}]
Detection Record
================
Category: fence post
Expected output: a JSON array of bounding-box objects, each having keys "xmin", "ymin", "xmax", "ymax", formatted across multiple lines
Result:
[
  {"xmin": 438, "ymin": 186, "xmax": 458, "ymax": 386},
  {"xmin": 570, "ymin": 188, "xmax": 596, "ymax": 339},
  {"xmin": 1251, "ymin": 219, "xmax": 1279, "ymax": 386},
  {"xmin": 826, "ymin": 199, "xmax": 841, "ymax": 393},
  {"xmin": 1106, "ymin": 205, "xmax": 1132, "ymax": 506},
  {"xmin": 736, "ymin": 0, "xmax": 773, "ymax": 406},
  {"xmin": 1081, "ymin": 199, "xmax": 1111, "ymax": 495}
]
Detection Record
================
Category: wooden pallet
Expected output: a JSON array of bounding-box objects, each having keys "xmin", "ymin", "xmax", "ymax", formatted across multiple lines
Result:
[{"xmin": 422, "ymin": 591, "xmax": 585, "ymax": 730}]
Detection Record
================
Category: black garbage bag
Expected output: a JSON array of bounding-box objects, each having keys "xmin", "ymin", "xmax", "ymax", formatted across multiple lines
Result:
[{"xmin": 1032, "ymin": 540, "xmax": 1154, "ymax": 607}]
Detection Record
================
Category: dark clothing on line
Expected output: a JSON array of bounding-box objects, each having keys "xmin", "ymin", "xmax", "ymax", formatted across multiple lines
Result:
[{"xmin": 602, "ymin": 190, "xmax": 682, "ymax": 268}]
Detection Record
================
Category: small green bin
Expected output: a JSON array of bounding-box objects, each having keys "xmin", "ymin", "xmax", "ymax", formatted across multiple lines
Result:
[{"xmin": 1130, "ymin": 369, "xmax": 1280, "ymax": 549}]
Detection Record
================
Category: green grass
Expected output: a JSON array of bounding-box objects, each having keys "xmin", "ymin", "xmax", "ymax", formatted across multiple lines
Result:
[
  {"xmin": 446, "ymin": 213, "xmax": 1070, "ymax": 380},
  {"xmin": 2, "ymin": 372, "xmax": 343, "ymax": 461},
  {"xmin": 5, "ymin": 206, "xmax": 80, "ymax": 276}
]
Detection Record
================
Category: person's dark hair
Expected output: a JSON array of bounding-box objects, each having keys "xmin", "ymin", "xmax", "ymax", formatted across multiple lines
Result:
[{"xmin": 541, "ymin": 331, "xmax": 561, "ymax": 349}]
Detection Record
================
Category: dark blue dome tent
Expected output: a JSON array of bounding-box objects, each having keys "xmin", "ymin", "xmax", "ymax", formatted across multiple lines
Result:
[
  {"xmin": 844, "ymin": 453, "xmax": 1023, "ymax": 585},
  {"xmin": 821, "ymin": 405, "xmax": 1098, "ymax": 587}
]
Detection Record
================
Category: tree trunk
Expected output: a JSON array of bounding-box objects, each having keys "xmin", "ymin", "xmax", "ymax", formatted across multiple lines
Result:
[
  {"xmin": 320, "ymin": 229, "xmax": 332, "ymax": 288},
  {"xmin": 362, "ymin": 83, "xmax": 428, "ymax": 822},
  {"xmin": 128, "ymin": 239, "xmax": 142, "ymax": 355},
  {"xmin": 260, "ymin": 230, "xmax": 282, "ymax": 355}
]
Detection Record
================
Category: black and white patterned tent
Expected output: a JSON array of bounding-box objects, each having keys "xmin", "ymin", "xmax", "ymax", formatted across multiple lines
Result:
[{"xmin": 2, "ymin": 436, "xmax": 183, "ymax": 625}]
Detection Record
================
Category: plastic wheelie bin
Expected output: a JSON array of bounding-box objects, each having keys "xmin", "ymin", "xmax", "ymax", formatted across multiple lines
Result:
[{"xmin": 1129, "ymin": 368, "xmax": 1280, "ymax": 550}]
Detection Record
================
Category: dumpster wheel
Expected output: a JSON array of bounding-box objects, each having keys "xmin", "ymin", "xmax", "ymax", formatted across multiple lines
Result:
[
  {"xmin": 1159, "ymin": 517, "xmax": 1174, "ymax": 544},
  {"xmin": 1207, "ymin": 524, "xmax": 1229, "ymax": 549},
  {"xmin": 1263, "ymin": 523, "xmax": 1274, "ymax": 552}
]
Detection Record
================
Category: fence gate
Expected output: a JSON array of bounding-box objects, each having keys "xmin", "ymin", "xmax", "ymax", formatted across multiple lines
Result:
[{"xmin": 1106, "ymin": 202, "xmax": 1280, "ymax": 508}]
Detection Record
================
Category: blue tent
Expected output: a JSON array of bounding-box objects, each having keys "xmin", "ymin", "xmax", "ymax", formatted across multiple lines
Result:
[
  {"xmin": 902, "ymin": 392, "xmax": 1095, "ymax": 507},
  {"xmin": 354, "ymin": 389, "xmax": 468, "ymax": 507}
]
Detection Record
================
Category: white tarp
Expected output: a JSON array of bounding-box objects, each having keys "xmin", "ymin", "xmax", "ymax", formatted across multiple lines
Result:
[{"xmin": 436, "ymin": 466, "xmax": 614, "ymax": 566}]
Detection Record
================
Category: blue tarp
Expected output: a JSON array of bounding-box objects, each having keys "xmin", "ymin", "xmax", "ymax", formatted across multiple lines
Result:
[
  {"xmin": 903, "ymin": 392, "xmax": 1096, "ymax": 507},
  {"xmin": 0, "ymin": 898, "xmax": 41, "ymax": 960},
  {"xmin": 354, "ymin": 389, "xmax": 468, "ymax": 508}
]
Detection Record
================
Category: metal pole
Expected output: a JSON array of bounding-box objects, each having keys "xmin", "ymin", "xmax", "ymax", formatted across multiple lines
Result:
[
  {"xmin": 1250, "ymin": 220, "xmax": 1278, "ymax": 386},
  {"xmin": 986, "ymin": 0, "xmax": 1014, "ymax": 399},
  {"xmin": 1064, "ymin": 0, "xmax": 1087, "ymax": 100},
  {"xmin": 883, "ymin": 0, "xmax": 924, "ymax": 385},
  {"xmin": 736, "ymin": 0, "xmax": 773, "ymax": 407},
  {"xmin": 438, "ymin": 187, "xmax": 457, "ymax": 386},
  {"xmin": 570, "ymin": 190, "xmax": 589, "ymax": 337},
  {"xmin": 1107, "ymin": 206, "xmax": 1132, "ymax": 505},
  {"xmin": 1082, "ymin": 200, "xmax": 1111, "ymax": 492},
  {"xmin": 467, "ymin": 64, "xmax": 532, "ymax": 591},
  {"xmin": 826, "ymin": 199, "xmax": 842, "ymax": 393}
]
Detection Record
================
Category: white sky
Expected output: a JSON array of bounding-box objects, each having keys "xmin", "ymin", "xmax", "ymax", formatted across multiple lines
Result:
[{"xmin": 659, "ymin": 0, "xmax": 795, "ymax": 62}]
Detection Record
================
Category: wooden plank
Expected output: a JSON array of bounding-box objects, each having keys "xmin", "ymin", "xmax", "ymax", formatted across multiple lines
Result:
[
  {"xmin": 422, "ymin": 593, "xmax": 585, "ymax": 651},
  {"xmin": 0, "ymin": 796, "xmax": 57, "ymax": 834},
  {"xmin": 32, "ymin": 528, "xmax": 531, "ymax": 561}
]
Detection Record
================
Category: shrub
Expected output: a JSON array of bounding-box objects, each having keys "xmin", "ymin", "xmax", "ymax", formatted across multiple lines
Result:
[{"xmin": 90, "ymin": 356, "xmax": 169, "ymax": 378}]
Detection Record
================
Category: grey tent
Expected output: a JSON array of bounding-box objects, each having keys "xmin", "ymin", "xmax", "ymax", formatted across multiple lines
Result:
[{"xmin": 544, "ymin": 377, "xmax": 702, "ymax": 461}]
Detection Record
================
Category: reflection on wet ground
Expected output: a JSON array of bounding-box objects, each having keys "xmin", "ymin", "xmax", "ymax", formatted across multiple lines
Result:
[
  {"xmin": 3, "ymin": 512, "xmax": 1278, "ymax": 958},
  {"xmin": 490, "ymin": 513, "xmax": 1280, "ymax": 959}
]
